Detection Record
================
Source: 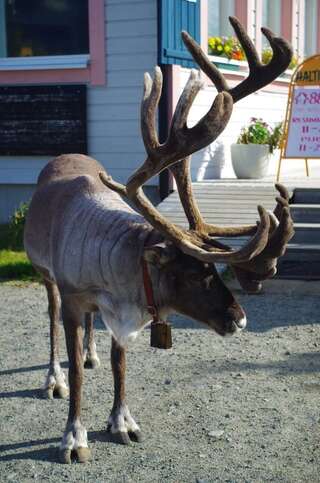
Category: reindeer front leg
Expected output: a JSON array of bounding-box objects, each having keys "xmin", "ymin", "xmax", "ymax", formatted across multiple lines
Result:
[
  {"xmin": 59, "ymin": 299, "xmax": 91, "ymax": 464},
  {"xmin": 107, "ymin": 337, "xmax": 142, "ymax": 444},
  {"xmin": 83, "ymin": 312, "xmax": 100, "ymax": 369}
]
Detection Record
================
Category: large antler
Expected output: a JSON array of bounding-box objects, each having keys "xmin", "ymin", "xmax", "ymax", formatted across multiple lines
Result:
[
  {"xmin": 165, "ymin": 17, "xmax": 294, "ymax": 289},
  {"xmin": 100, "ymin": 29, "xmax": 271, "ymax": 264},
  {"xmin": 170, "ymin": 16, "xmax": 293, "ymax": 238}
]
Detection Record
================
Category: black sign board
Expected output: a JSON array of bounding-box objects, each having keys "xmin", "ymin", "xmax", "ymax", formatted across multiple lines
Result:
[{"xmin": 0, "ymin": 84, "xmax": 87, "ymax": 155}]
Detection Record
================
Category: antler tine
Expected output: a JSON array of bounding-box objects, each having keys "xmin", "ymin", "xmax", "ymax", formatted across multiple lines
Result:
[
  {"xmin": 169, "ymin": 157, "xmax": 203, "ymax": 231},
  {"xmin": 140, "ymin": 67, "xmax": 162, "ymax": 155},
  {"xmin": 229, "ymin": 16, "xmax": 260, "ymax": 70},
  {"xmin": 181, "ymin": 31, "xmax": 228, "ymax": 93},
  {"xmin": 262, "ymin": 27, "xmax": 294, "ymax": 73},
  {"xmin": 266, "ymin": 206, "xmax": 294, "ymax": 257},
  {"xmin": 228, "ymin": 16, "xmax": 293, "ymax": 102},
  {"xmin": 170, "ymin": 69, "xmax": 203, "ymax": 131},
  {"xmin": 274, "ymin": 184, "xmax": 290, "ymax": 220}
]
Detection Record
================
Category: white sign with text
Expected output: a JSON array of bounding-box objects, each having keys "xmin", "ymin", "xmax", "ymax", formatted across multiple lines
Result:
[{"xmin": 285, "ymin": 86, "xmax": 320, "ymax": 158}]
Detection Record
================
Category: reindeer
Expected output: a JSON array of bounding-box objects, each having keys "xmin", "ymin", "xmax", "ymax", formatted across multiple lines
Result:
[{"xmin": 24, "ymin": 17, "xmax": 294, "ymax": 464}]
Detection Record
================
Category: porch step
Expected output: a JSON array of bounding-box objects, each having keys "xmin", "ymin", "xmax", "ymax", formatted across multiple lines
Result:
[
  {"xmin": 290, "ymin": 204, "xmax": 320, "ymax": 223},
  {"xmin": 277, "ymin": 259, "xmax": 320, "ymax": 280},
  {"xmin": 277, "ymin": 187, "xmax": 320, "ymax": 280},
  {"xmin": 293, "ymin": 188, "xmax": 320, "ymax": 204},
  {"xmin": 290, "ymin": 223, "xmax": 320, "ymax": 244},
  {"xmin": 280, "ymin": 243, "xmax": 320, "ymax": 261}
]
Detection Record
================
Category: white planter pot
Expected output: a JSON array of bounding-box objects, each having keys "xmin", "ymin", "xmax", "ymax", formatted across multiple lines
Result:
[{"xmin": 230, "ymin": 144, "xmax": 270, "ymax": 179}]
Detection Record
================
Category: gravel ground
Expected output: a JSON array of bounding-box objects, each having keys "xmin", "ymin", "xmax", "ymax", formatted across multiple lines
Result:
[{"xmin": 1, "ymin": 281, "xmax": 320, "ymax": 483}]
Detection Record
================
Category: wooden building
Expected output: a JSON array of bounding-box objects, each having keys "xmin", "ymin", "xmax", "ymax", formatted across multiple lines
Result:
[{"xmin": 0, "ymin": 0, "xmax": 319, "ymax": 221}]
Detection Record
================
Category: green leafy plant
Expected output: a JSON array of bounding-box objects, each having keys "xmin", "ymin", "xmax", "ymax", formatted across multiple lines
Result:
[
  {"xmin": 261, "ymin": 47, "xmax": 273, "ymax": 65},
  {"xmin": 268, "ymin": 122, "xmax": 283, "ymax": 153},
  {"xmin": 208, "ymin": 36, "xmax": 245, "ymax": 61},
  {"xmin": 262, "ymin": 47, "xmax": 298, "ymax": 70},
  {"xmin": 8, "ymin": 202, "xmax": 29, "ymax": 250},
  {"xmin": 208, "ymin": 39, "xmax": 298, "ymax": 71},
  {"xmin": 237, "ymin": 118, "xmax": 283, "ymax": 154}
]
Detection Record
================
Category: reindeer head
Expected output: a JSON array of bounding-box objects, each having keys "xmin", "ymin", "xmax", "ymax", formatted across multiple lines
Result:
[{"xmin": 100, "ymin": 17, "xmax": 294, "ymax": 336}]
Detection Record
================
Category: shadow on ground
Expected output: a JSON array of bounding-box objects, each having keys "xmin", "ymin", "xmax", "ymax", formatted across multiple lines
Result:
[{"xmin": 187, "ymin": 351, "xmax": 320, "ymax": 377}]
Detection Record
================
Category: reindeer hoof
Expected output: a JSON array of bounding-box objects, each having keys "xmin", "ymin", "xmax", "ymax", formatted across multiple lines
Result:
[
  {"xmin": 59, "ymin": 447, "xmax": 91, "ymax": 464},
  {"xmin": 84, "ymin": 356, "xmax": 100, "ymax": 369},
  {"xmin": 44, "ymin": 385, "xmax": 69, "ymax": 400},
  {"xmin": 76, "ymin": 447, "xmax": 92, "ymax": 463},
  {"xmin": 44, "ymin": 368, "xmax": 69, "ymax": 399},
  {"xmin": 44, "ymin": 384, "xmax": 69, "ymax": 399},
  {"xmin": 54, "ymin": 384, "xmax": 69, "ymax": 399}
]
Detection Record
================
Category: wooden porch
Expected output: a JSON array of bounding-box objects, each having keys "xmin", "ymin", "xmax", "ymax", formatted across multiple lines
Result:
[{"xmin": 158, "ymin": 159, "xmax": 320, "ymax": 279}]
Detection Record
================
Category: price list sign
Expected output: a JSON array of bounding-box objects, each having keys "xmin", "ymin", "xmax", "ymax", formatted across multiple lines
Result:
[
  {"xmin": 285, "ymin": 86, "xmax": 320, "ymax": 158},
  {"xmin": 277, "ymin": 54, "xmax": 320, "ymax": 180}
]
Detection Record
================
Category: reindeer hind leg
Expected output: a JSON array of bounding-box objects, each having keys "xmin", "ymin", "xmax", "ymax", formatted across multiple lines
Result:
[{"xmin": 43, "ymin": 279, "xmax": 69, "ymax": 399}]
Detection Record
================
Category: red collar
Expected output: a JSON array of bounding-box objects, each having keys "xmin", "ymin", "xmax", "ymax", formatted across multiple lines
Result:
[{"xmin": 141, "ymin": 258, "xmax": 160, "ymax": 322}]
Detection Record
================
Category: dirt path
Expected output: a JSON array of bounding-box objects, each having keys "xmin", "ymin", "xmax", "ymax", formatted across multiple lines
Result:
[{"xmin": 1, "ymin": 282, "xmax": 320, "ymax": 483}]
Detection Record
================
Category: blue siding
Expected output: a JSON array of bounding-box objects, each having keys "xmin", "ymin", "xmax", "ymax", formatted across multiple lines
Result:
[{"xmin": 159, "ymin": 0, "xmax": 200, "ymax": 67}]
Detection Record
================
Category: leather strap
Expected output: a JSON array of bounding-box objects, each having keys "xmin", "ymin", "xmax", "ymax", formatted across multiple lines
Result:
[{"xmin": 141, "ymin": 258, "xmax": 159, "ymax": 323}]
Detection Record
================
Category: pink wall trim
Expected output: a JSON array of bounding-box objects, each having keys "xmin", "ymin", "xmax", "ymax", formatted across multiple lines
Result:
[
  {"xmin": 254, "ymin": 0, "xmax": 262, "ymax": 55},
  {"xmin": 281, "ymin": 0, "xmax": 293, "ymax": 42},
  {"xmin": 235, "ymin": 0, "xmax": 249, "ymax": 30},
  {"xmin": 0, "ymin": 69, "xmax": 90, "ymax": 85},
  {"xmin": 200, "ymin": 0, "xmax": 208, "ymax": 52},
  {"xmin": 0, "ymin": 0, "xmax": 105, "ymax": 86},
  {"xmin": 89, "ymin": 0, "xmax": 106, "ymax": 86}
]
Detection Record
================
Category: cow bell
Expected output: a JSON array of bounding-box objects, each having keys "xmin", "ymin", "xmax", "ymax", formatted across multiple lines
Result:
[{"xmin": 150, "ymin": 321, "xmax": 172, "ymax": 349}]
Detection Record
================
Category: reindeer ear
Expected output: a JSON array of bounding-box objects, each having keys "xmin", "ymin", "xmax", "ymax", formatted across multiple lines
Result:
[{"xmin": 143, "ymin": 243, "xmax": 177, "ymax": 266}]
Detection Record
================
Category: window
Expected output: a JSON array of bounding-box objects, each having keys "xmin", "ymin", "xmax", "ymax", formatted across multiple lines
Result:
[
  {"xmin": 0, "ymin": 0, "xmax": 89, "ymax": 58},
  {"xmin": 262, "ymin": 0, "xmax": 281, "ymax": 46},
  {"xmin": 0, "ymin": 0, "xmax": 105, "ymax": 86},
  {"xmin": 304, "ymin": 0, "xmax": 318, "ymax": 58},
  {"xmin": 208, "ymin": 0, "xmax": 235, "ymax": 37}
]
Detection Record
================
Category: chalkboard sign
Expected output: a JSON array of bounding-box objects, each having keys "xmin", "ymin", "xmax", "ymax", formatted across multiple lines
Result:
[{"xmin": 0, "ymin": 84, "xmax": 87, "ymax": 156}]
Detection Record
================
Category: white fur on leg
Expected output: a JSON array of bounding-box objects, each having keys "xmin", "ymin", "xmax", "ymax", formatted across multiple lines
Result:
[
  {"xmin": 44, "ymin": 362, "xmax": 69, "ymax": 399},
  {"xmin": 83, "ymin": 337, "xmax": 100, "ymax": 368},
  {"xmin": 60, "ymin": 419, "xmax": 88, "ymax": 450},
  {"xmin": 108, "ymin": 404, "xmax": 140, "ymax": 434}
]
